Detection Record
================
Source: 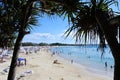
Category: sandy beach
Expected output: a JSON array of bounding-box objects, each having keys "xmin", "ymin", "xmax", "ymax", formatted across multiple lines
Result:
[{"xmin": 0, "ymin": 47, "xmax": 112, "ymax": 80}]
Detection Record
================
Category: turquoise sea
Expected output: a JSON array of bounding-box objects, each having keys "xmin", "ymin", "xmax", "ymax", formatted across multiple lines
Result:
[{"xmin": 51, "ymin": 45, "xmax": 114, "ymax": 77}]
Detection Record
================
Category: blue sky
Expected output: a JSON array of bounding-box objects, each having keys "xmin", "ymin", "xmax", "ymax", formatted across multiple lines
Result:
[
  {"xmin": 22, "ymin": 3, "xmax": 120, "ymax": 44},
  {"xmin": 23, "ymin": 15, "xmax": 75, "ymax": 44}
]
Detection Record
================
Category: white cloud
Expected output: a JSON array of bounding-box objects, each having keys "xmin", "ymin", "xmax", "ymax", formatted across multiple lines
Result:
[
  {"xmin": 33, "ymin": 33, "xmax": 55, "ymax": 39},
  {"xmin": 22, "ymin": 32, "xmax": 75, "ymax": 44}
]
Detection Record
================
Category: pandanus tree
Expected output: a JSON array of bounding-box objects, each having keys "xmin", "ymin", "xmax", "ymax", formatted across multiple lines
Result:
[
  {"xmin": 6, "ymin": 0, "xmax": 40, "ymax": 80},
  {"xmin": 0, "ymin": 0, "xmax": 41, "ymax": 80},
  {"xmin": 6, "ymin": 0, "xmax": 57, "ymax": 80},
  {"xmin": 0, "ymin": 0, "xmax": 57, "ymax": 80}
]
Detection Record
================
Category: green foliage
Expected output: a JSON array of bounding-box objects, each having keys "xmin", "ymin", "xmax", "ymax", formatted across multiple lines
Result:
[
  {"xmin": 0, "ymin": 1, "xmax": 17, "ymax": 48},
  {"xmin": 0, "ymin": 0, "xmax": 41, "ymax": 48},
  {"xmin": 39, "ymin": 43, "xmax": 49, "ymax": 46},
  {"xmin": 22, "ymin": 42, "xmax": 39, "ymax": 46},
  {"xmin": 65, "ymin": 0, "xmax": 119, "ymax": 51},
  {"xmin": 50, "ymin": 43, "xmax": 66, "ymax": 46}
]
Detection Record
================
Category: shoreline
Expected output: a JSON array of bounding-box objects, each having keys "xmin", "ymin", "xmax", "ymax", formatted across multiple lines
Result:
[
  {"xmin": 52, "ymin": 51, "xmax": 113, "ymax": 79},
  {"xmin": 57, "ymin": 54, "xmax": 113, "ymax": 77},
  {"xmin": 51, "ymin": 46, "xmax": 114, "ymax": 77},
  {"xmin": 0, "ymin": 46, "xmax": 112, "ymax": 80}
]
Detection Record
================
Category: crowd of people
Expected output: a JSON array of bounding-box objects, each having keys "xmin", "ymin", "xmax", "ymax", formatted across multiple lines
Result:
[{"xmin": 0, "ymin": 46, "xmax": 42, "ymax": 67}]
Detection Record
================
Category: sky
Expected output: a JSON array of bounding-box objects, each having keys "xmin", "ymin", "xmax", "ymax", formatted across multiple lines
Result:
[
  {"xmin": 22, "ymin": 2, "xmax": 120, "ymax": 44},
  {"xmin": 22, "ymin": 15, "xmax": 75, "ymax": 44}
]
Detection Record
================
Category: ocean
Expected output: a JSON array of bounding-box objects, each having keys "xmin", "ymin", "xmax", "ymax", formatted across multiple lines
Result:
[{"xmin": 51, "ymin": 45, "xmax": 114, "ymax": 77}]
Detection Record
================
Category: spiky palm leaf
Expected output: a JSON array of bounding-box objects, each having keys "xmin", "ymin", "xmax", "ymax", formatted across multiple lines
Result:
[{"xmin": 65, "ymin": 0, "xmax": 118, "ymax": 51}]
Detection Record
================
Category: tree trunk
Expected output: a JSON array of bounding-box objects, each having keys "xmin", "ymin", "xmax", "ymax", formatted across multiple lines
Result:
[
  {"xmin": 7, "ymin": 1, "xmax": 33, "ymax": 80},
  {"xmin": 7, "ymin": 32, "xmax": 24, "ymax": 80},
  {"xmin": 114, "ymin": 57, "xmax": 120, "ymax": 80},
  {"xmin": 96, "ymin": 11, "xmax": 120, "ymax": 80}
]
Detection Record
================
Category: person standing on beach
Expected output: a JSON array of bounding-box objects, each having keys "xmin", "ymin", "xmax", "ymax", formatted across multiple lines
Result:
[
  {"xmin": 71, "ymin": 60, "xmax": 73, "ymax": 64},
  {"xmin": 51, "ymin": 52, "xmax": 55, "ymax": 56},
  {"xmin": 105, "ymin": 62, "xmax": 107, "ymax": 67},
  {"xmin": 105, "ymin": 62, "xmax": 107, "ymax": 70}
]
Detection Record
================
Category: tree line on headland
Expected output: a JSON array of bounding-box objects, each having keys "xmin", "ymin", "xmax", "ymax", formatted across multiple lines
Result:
[{"xmin": 22, "ymin": 42, "xmax": 98, "ymax": 46}]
